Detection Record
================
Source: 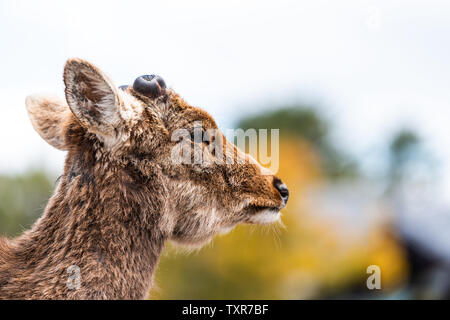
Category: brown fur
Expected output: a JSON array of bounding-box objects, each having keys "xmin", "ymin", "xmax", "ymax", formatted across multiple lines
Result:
[{"xmin": 0, "ymin": 59, "xmax": 287, "ymax": 300}]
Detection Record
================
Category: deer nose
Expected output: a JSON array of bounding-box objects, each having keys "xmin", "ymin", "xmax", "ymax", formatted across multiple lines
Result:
[{"xmin": 273, "ymin": 178, "xmax": 289, "ymax": 205}]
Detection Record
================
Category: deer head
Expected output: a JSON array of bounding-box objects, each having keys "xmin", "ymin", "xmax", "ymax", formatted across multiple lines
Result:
[{"xmin": 25, "ymin": 58, "xmax": 289, "ymax": 246}]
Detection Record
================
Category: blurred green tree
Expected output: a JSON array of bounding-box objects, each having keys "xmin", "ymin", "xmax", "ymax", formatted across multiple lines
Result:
[
  {"xmin": 388, "ymin": 129, "xmax": 420, "ymax": 183},
  {"xmin": 237, "ymin": 106, "xmax": 358, "ymax": 180},
  {"xmin": 0, "ymin": 171, "xmax": 54, "ymax": 237}
]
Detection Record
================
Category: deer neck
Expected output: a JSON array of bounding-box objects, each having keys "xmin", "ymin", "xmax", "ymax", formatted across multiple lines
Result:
[{"xmin": 9, "ymin": 153, "xmax": 167, "ymax": 299}]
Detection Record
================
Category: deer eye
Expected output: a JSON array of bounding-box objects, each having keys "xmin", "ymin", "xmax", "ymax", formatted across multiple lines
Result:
[
  {"xmin": 203, "ymin": 130, "xmax": 216, "ymax": 145},
  {"xmin": 187, "ymin": 128, "xmax": 214, "ymax": 146},
  {"xmin": 188, "ymin": 129, "xmax": 206, "ymax": 143}
]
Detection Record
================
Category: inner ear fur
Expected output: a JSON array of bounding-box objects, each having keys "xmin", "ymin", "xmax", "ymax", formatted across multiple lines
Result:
[{"xmin": 63, "ymin": 58, "xmax": 121, "ymax": 136}]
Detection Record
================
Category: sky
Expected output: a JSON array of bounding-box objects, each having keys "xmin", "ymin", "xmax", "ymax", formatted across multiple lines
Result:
[{"xmin": 0, "ymin": 0, "xmax": 450, "ymax": 193}]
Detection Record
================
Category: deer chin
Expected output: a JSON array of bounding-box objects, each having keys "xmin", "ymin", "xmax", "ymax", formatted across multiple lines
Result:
[{"xmin": 249, "ymin": 208, "xmax": 281, "ymax": 225}]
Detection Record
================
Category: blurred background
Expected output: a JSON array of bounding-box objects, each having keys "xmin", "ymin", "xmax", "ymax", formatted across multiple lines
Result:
[{"xmin": 1, "ymin": 0, "xmax": 450, "ymax": 299}]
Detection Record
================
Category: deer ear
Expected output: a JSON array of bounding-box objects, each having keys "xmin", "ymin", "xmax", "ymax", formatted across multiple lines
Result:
[
  {"xmin": 63, "ymin": 58, "xmax": 121, "ymax": 136},
  {"xmin": 25, "ymin": 95, "xmax": 69, "ymax": 151}
]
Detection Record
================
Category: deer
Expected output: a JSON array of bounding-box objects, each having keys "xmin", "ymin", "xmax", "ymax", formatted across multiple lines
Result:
[{"xmin": 0, "ymin": 59, "xmax": 289, "ymax": 300}]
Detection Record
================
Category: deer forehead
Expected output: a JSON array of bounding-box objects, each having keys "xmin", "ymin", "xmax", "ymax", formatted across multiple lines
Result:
[{"xmin": 117, "ymin": 89, "xmax": 145, "ymax": 122}]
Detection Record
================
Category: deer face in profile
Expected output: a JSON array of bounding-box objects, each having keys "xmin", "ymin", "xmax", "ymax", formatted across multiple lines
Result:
[{"xmin": 26, "ymin": 59, "xmax": 289, "ymax": 246}]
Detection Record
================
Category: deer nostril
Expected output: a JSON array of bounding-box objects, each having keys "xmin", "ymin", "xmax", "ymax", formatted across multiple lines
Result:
[{"xmin": 273, "ymin": 178, "xmax": 289, "ymax": 204}]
